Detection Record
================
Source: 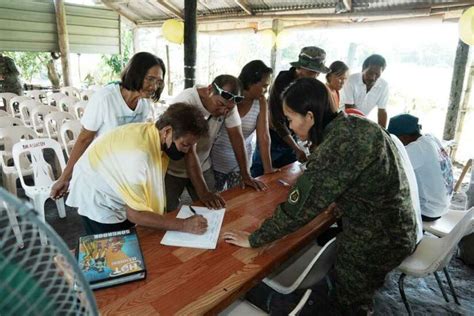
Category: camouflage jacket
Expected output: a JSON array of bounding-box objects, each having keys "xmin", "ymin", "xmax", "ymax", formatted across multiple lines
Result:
[
  {"xmin": 249, "ymin": 112, "xmax": 417, "ymax": 253},
  {"xmin": 0, "ymin": 55, "xmax": 22, "ymax": 94}
]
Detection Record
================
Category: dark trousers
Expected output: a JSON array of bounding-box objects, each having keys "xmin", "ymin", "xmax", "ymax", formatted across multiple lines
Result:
[
  {"xmin": 81, "ymin": 215, "xmax": 135, "ymax": 235},
  {"xmin": 422, "ymin": 215, "xmax": 441, "ymax": 222}
]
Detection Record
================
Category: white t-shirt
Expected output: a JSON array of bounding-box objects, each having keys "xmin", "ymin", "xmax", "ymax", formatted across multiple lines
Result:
[
  {"xmin": 340, "ymin": 73, "xmax": 389, "ymax": 115},
  {"xmin": 167, "ymin": 86, "xmax": 242, "ymax": 178},
  {"xmin": 390, "ymin": 134, "xmax": 424, "ymax": 243},
  {"xmin": 80, "ymin": 83, "xmax": 151, "ymax": 136},
  {"xmin": 405, "ymin": 134, "xmax": 454, "ymax": 218}
]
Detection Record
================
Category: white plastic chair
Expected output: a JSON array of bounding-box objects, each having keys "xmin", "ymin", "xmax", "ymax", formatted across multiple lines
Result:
[
  {"xmin": 80, "ymin": 89, "xmax": 95, "ymax": 101},
  {"xmin": 58, "ymin": 96, "xmax": 80, "ymax": 112},
  {"xmin": 19, "ymin": 99, "xmax": 42, "ymax": 126},
  {"xmin": 60, "ymin": 120, "xmax": 82, "ymax": 158},
  {"xmin": 0, "ymin": 116, "xmax": 24, "ymax": 128},
  {"xmin": 0, "ymin": 92, "xmax": 17, "ymax": 112},
  {"xmin": 44, "ymin": 111, "xmax": 75, "ymax": 142},
  {"xmin": 1, "ymin": 200, "xmax": 24, "ymax": 248},
  {"xmin": 0, "ymin": 109, "xmax": 9, "ymax": 117},
  {"xmin": 60, "ymin": 86, "xmax": 81, "ymax": 99},
  {"xmin": 25, "ymin": 90, "xmax": 47, "ymax": 103},
  {"xmin": 423, "ymin": 210, "xmax": 474, "ymax": 237},
  {"xmin": 0, "ymin": 126, "xmax": 37, "ymax": 196},
  {"xmin": 69, "ymin": 100, "xmax": 87, "ymax": 119},
  {"xmin": 12, "ymin": 138, "xmax": 67, "ymax": 245},
  {"xmin": 9, "ymin": 96, "xmax": 30, "ymax": 118},
  {"xmin": 30, "ymin": 105, "xmax": 59, "ymax": 136},
  {"xmin": 398, "ymin": 208, "xmax": 474, "ymax": 315},
  {"xmin": 48, "ymin": 92, "xmax": 67, "ymax": 107}
]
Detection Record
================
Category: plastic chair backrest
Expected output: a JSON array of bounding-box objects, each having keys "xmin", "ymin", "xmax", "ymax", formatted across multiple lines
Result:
[
  {"xmin": 60, "ymin": 120, "xmax": 82, "ymax": 156},
  {"xmin": 0, "ymin": 116, "xmax": 24, "ymax": 128},
  {"xmin": 9, "ymin": 96, "xmax": 30, "ymax": 117},
  {"xmin": 58, "ymin": 96, "xmax": 79, "ymax": 112},
  {"xmin": 44, "ymin": 111, "xmax": 74, "ymax": 140},
  {"xmin": 48, "ymin": 92, "xmax": 67, "ymax": 107},
  {"xmin": 70, "ymin": 100, "xmax": 87, "ymax": 119},
  {"xmin": 0, "ymin": 92, "xmax": 17, "ymax": 110},
  {"xmin": 0, "ymin": 126, "xmax": 37, "ymax": 169},
  {"xmin": 60, "ymin": 86, "xmax": 81, "ymax": 98},
  {"xmin": 436, "ymin": 208, "xmax": 474, "ymax": 269},
  {"xmin": 19, "ymin": 99, "xmax": 42, "ymax": 125},
  {"xmin": 12, "ymin": 138, "xmax": 66, "ymax": 189},
  {"xmin": 297, "ymin": 237, "xmax": 337, "ymax": 289},
  {"xmin": 25, "ymin": 90, "xmax": 47, "ymax": 102},
  {"xmin": 81, "ymin": 89, "xmax": 95, "ymax": 101},
  {"xmin": 30, "ymin": 105, "xmax": 59, "ymax": 133},
  {"xmin": 0, "ymin": 109, "xmax": 9, "ymax": 117}
]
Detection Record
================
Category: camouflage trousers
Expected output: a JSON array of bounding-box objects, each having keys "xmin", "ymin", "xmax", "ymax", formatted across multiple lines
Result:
[{"xmin": 213, "ymin": 170, "xmax": 242, "ymax": 192}]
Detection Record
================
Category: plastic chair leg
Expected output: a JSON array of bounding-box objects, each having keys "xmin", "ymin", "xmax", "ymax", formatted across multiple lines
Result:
[
  {"xmin": 443, "ymin": 267, "xmax": 461, "ymax": 305},
  {"xmin": 55, "ymin": 197, "xmax": 66, "ymax": 218},
  {"xmin": 32, "ymin": 196, "xmax": 47, "ymax": 245},
  {"xmin": 4, "ymin": 173, "xmax": 18, "ymax": 197},
  {"xmin": 398, "ymin": 273, "xmax": 413, "ymax": 316},
  {"xmin": 4, "ymin": 203, "xmax": 24, "ymax": 248},
  {"xmin": 434, "ymin": 271, "xmax": 450, "ymax": 302},
  {"xmin": 289, "ymin": 289, "xmax": 312, "ymax": 316}
]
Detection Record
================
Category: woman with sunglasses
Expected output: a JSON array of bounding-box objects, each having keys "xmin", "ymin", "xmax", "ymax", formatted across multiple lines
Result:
[
  {"xmin": 211, "ymin": 60, "xmax": 277, "ymax": 191},
  {"xmin": 326, "ymin": 61, "xmax": 349, "ymax": 111},
  {"xmin": 224, "ymin": 78, "xmax": 417, "ymax": 314},
  {"xmin": 51, "ymin": 52, "xmax": 166, "ymax": 200}
]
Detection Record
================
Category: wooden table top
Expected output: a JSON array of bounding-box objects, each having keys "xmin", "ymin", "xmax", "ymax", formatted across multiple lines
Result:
[{"xmin": 95, "ymin": 162, "xmax": 336, "ymax": 315}]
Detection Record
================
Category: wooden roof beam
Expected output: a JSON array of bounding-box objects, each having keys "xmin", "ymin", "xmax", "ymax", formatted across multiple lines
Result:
[
  {"xmin": 235, "ymin": 0, "xmax": 253, "ymax": 15},
  {"xmin": 156, "ymin": 0, "xmax": 184, "ymax": 20}
]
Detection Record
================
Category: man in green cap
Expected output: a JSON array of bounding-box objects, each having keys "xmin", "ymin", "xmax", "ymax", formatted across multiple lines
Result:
[
  {"xmin": 0, "ymin": 53, "xmax": 22, "ymax": 95},
  {"xmin": 252, "ymin": 46, "xmax": 330, "ymax": 177}
]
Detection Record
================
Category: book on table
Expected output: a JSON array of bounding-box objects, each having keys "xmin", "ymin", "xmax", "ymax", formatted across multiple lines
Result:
[
  {"xmin": 161, "ymin": 205, "xmax": 225, "ymax": 249},
  {"xmin": 76, "ymin": 228, "xmax": 146, "ymax": 290}
]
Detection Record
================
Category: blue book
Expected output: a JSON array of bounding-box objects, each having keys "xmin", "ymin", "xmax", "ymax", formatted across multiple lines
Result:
[{"xmin": 77, "ymin": 228, "xmax": 146, "ymax": 290}]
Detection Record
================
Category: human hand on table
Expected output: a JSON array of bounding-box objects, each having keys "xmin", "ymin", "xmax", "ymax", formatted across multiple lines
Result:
[
  {"xmin": 199, "ymin": 191, "xmax": 226, "ymax": 209},
  {"xmin": 240, "ymin": 175, "xmax": 267, "ymax": 191},
  {"xmin": 223, "ymin": 230, "xmax": 251, "ymax": 248},
  {"xmin": 264, "ymin": 168, "xmax": 280, "ymax": 175},
  {"xmin": 182, "ymin": 215, "xmax": 208, "ymax": 235}
]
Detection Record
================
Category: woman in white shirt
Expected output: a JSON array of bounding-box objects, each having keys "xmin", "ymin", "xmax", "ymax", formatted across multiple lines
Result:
[
  {"xmin": 51, "ymin": 52, "xmax": 166, "ymax": 200},
  {"xmin": 211, "ymin": 60, "xmax": 276, "ymax": 191}
]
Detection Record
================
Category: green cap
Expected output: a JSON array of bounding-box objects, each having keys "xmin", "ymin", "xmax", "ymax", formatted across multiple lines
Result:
[{"xmin": 290, "ymin": 46, "xmax": 330, "ymax": 74}]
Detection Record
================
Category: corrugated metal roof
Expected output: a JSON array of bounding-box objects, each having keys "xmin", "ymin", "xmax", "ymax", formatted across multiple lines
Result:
[{"xmin": 101, "ymin": 0, "xmax": 472, "ymax": 25}]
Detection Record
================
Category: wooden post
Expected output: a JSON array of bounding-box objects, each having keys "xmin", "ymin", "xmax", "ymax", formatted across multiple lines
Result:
[
  {"xmin": 452, "ymin": 61, "xmax": 474, "ymax": 159},
  {"xmin": 443, "ymin": 39, "xmax": 469, "ymax": 140},
  {"xmin": 166, "ymin": 44, "xmax": 173, "ymax": 96},
  {"xmin": 270, "ymin": 19, "xmax": 283, "ymax": 71},
  {"xmin": 184, "ymin": 0, "xmax": 197, "ymax": 88},
  {"xmin": 133, "ymin": 26, "xmax": 140, "ymax": 54},
  {"xmin": 54, "ymin": 0, "xmax": 71, "ymax": 87}
]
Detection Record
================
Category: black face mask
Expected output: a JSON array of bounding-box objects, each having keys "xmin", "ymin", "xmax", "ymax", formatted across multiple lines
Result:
[{"xmin": 162, "ymin": 142, "xmax": 185, "ymax": 160}]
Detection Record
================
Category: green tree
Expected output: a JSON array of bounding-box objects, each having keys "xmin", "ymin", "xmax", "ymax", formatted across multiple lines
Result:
[{"xmin": 100, "ymin": 24, "xmax": 133, "ymax": 81}]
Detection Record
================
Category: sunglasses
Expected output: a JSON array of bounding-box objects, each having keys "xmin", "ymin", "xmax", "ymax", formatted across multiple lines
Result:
[{"xmin": 213, "ymin": 83, "xmax": 244, "ymax": 104}]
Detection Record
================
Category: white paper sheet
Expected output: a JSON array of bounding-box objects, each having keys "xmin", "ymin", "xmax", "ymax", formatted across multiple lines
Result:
[{"xmin": 160, "ymin": 206, "xmax": 225, "ymax": 249}]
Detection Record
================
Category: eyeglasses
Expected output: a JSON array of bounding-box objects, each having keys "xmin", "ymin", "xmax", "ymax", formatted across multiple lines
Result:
[
  {"xmin": 213, "ymin": 83, "xmax": 244, "ymax": 104},
  {"xmin": 145, "ymin": 76, "xmax": 165, "ymax": 88}
]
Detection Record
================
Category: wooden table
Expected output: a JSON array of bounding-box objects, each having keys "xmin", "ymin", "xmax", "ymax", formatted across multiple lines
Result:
[{"xmin": 95, "ymin": 162, "xmax": 336, "ymax": 315}]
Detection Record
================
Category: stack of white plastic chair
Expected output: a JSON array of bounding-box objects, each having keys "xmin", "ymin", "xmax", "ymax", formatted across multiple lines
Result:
[
  {"xmin": 60, "ymin": 86, "xmax": 81, "ymax": 99},
  {"xmin": 58, "ymin": 96, "xmax": 80, "ymax": 113},
  {"xmin": 69, "ymin": 100, "xmax": 87, "ymax": 119},
  {"xmin": 30, "ymin": 105, "xmax": 59, "ymax": 136},
  {"xmin": 19, "ymin": 99, "xmax": 42, "ymax": 126},
  {"xmin": 44, "ymin": 111, "xmax": 75, "ymax": 142},
  {"xmin": 48, "ymin": 92, "xmax": 67, "ymax": 107},
  {"xmin": 0, "ymin": 126, "xmax": 37, "ymax": 196},
  {"xmin": 60, "ymin": 120, "xmax": 82, "ymax": 158},
  {"xmin": 12, "ymin": 138, "xmax": 67, "ymax": 245},
  {"xmin": 25, "ymin": 90, "xmax": 47, "ymax": 103},
  {"xmin": 9, "ymin": 96, "xmax": 30, "ymax": 118},
  {"xmin": 80, "ymin": 89, "xmax": 95, "ymax": 101},
  {"xmin": 0, "ymin": 92, "xmax": 18, "ymax": 112}
]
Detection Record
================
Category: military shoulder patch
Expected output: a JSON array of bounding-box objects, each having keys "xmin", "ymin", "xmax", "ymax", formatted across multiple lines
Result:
[{"xmin": 288, "ymin": 188, "xmax": 300, "ymax": 204}]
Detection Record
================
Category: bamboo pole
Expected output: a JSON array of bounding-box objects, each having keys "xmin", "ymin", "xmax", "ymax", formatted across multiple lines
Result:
[
  {"xmin": 443, "ymin": 39, "xmax": 469, "ymax": 140},
  {"xmin": 54, "ymin": 0, "xmax": 71, "ymax": 87}
]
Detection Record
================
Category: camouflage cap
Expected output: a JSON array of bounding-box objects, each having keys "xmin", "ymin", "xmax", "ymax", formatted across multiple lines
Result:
[{"xmin": 290, "ymin": 46, "xmax": 330, "ymax": 74}]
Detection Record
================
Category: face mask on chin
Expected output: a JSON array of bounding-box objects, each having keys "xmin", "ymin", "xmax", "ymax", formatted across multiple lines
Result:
[{"xmin": 162, "ymin": 141, "xmax": 186, "ymax": 160}]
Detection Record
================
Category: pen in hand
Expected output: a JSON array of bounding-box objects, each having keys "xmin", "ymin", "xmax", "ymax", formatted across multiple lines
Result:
[{"xmin": 189, "ymin": 206, "xmax": 198, "ymax": 215}]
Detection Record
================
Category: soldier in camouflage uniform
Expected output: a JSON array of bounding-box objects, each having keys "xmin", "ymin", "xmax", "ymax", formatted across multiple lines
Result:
[
  {"xmin": 0, "ymin": 53, "xmax": 22, "ymax": 95},
  {"xmin": 224, "ymin": 78, "xmax": 417, "ymax": 314}
]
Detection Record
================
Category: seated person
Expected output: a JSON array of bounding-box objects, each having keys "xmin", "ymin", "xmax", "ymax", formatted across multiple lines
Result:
[
  {"xmin": 224, "ymin": 78, "xmax": 417, "ymax": 314},
  {"xmin": 341, "ymin": 54, "xmax": 389, "ymax": 127},
  {"xmin": 166, "ymin": 75, "xmax": 266, "ymax": 212},
  {"xmin": 66, "ymin": 103, "xmax": 210, "ymax": 235},
  {"xmin": 388, "ymin": 114, "xmax": 454, "ymax": 221}
]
